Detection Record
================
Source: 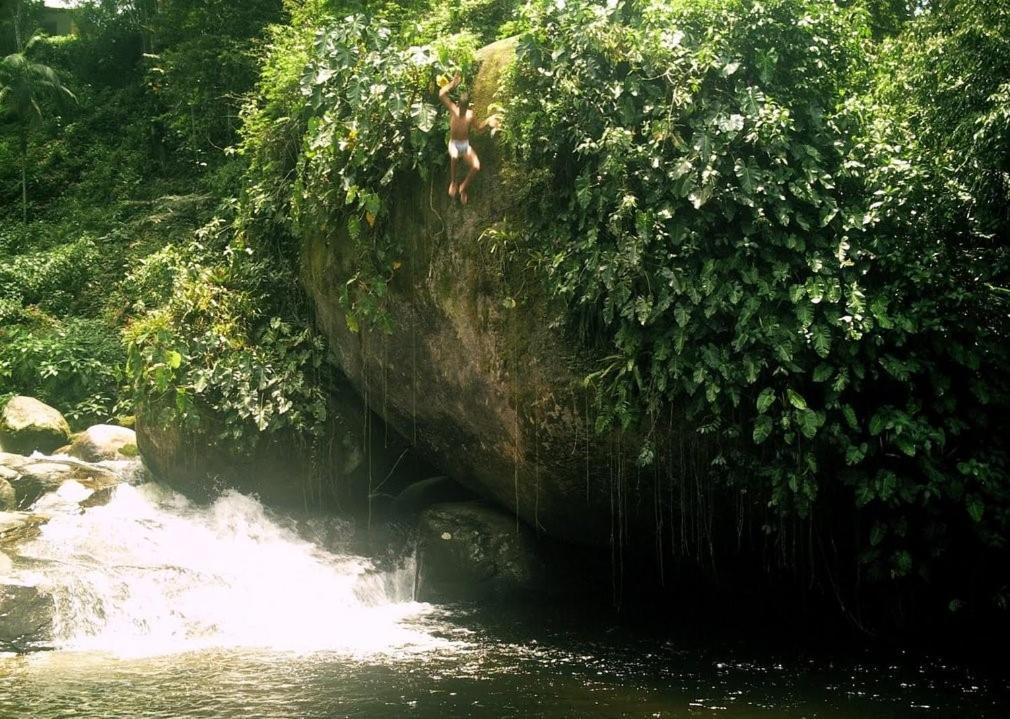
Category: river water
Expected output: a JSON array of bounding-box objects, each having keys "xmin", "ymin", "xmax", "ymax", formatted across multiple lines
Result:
[{"xmin": 1, "ymin": 467, "xmax": 1006, "ymax": 718}]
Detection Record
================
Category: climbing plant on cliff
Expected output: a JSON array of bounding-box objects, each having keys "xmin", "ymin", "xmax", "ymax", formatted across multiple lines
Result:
[
  {"xmin": 504, "ymin": 0, "xmax": 1010, "ymax": 598},
  {"xmin": 242, "ymin": 9, "xmax": 478, "ymax": 331}
]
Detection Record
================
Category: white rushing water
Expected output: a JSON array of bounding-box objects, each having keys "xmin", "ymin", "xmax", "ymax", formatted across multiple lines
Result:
[{"xmin": 2, "ymin": 464, "xmax": 445, "ymax": 658}]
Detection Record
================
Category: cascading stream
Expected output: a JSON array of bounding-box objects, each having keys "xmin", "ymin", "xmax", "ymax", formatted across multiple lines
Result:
[{"xmin": 2, "ymin": 461, "xmax": 445, "ymax": 658}]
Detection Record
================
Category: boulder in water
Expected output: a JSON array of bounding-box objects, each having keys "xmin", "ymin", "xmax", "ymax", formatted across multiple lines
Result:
[
  {"xmin": 0, "ymin": 452, "xmax": 120, "ymax": 510},
  {"xmin": 66, "ymin": 424, "xmax": 138, "ymax": 462},
  {"xmin": 415, "ymin": 501, "xmax": 547, "ymax": 602},
  {"xmin": 0, "ymin": 396, "xmax": 72, "ymax": 456},
  {"xmin": 79, "ymin": 485, "xmax": 120, "ymax": 509},
  {"xmin": 0, "ymin": 584, "xmax": 53, "ymax": 651}
]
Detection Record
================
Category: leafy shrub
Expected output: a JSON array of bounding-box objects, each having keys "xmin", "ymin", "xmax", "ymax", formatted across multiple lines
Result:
[
  {"xmin": 124, "ymin": 218, "xmax": 330, "ymax": 446},
  {"xmin": 415, "ymin": 0, "xmax": 524, "ymax": 43},
  {"xmin": 0, "ymin": 234, "xmax": 101, "ymax": 314},
  {"xmin": 0, "ymin": 316, "xmax": 125, "ymax": 426},
  {"xmin": 508, "ymin": 0, "xmax": 875, "ymax": 503},
  {"xmin": 120, "ymin": 243, "xmax": 187, "ymax": 315},
  {"xmin": 244, "ymin": 12, "xmax": 477, "ymax": 330}
]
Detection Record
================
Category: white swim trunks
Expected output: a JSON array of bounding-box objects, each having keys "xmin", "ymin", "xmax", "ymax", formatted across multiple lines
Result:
[{"xmin": 448, "ymin": 139, "xmax": 470, "ymax": 158}]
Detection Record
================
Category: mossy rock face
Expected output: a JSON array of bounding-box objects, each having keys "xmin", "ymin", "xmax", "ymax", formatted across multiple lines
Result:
[
  {"xmin": 136, "ymin": 411, "xmax": 323, "ymax": 507},
  {"xmin": 0, "ymin": 397, "xmax": 72, "ymax": 456},
  {"xmin": 303, "ymin": 38, "xmax": 654, "ymax": 545}
]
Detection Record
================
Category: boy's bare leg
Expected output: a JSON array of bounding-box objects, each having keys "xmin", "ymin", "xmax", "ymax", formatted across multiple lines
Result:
[
  {"xmin": 459, "ymin": 148, "xmax": 481, "ymax": 205},
  {"xmin": 448, "ymin": 156, "xmax": 459, "ymax": 198}
]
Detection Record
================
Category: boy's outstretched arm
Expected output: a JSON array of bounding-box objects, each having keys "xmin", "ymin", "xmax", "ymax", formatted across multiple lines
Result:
[{"xmin": 439, "ymin": 73, "xmax": 461, "ymax": 112}]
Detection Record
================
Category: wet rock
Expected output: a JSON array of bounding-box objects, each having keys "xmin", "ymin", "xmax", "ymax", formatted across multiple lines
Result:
[
  {"xmin": 0, "ymin": 584, "xmax": 54, "ymax": 651},
  {"xmin": 0, "ymin": 453, "xmax": 120, "ymax": 510},
  {"xmin": 0, "ymin": 396, "xmax": 72, "ymax": 456},
  {"xmin": 0, "ymin": 453, "xmax": 28, "ymax": 472},
  {"xmin": 415, "ymin": 501, "xmax": 547, "ymax": 602},
  {"xmin": 0, "ymin": 512, "xmax": 50, "ymax": 547},
  {"xmin": 393, "ymin": 476, "xmax": 475, "ymax": 517},
  {"xmin": 66, "ymin": 424, "xmax": 138, "ymax": 462}
]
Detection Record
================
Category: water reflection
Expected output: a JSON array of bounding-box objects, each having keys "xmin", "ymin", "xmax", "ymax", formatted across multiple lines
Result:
[{"xmin": 2, "ymin": 626, "xmax": 1007, "ymax": 719}]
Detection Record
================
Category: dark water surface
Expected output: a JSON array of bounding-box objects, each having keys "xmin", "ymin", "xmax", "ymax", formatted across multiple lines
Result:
[{"xmin": 2, "ymin": 604, "xmax": 1006, "ymax": 719}]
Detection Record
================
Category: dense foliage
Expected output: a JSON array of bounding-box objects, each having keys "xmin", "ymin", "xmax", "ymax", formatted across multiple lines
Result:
[
  {"xmin": 503, "ymin": 0, "xmax": 1008, "ymax": 610},
  {"xmin": 0, "ymin": 0, "xmax": 312, "ymax": 438}
]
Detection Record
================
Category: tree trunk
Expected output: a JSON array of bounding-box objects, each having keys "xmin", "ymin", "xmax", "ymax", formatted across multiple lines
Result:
[
  {"xmin": 19, "ymin": 130, "xmax": 27, "ymax": 223},
  {"xmin": 20, "ymin": 132, "xmax": 27, "ymax": 224}
]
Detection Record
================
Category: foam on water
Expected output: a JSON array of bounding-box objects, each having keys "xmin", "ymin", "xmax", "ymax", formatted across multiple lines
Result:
[{"xmin": 4, "ymin": 473, "xmax": 446, "ymax": 658}]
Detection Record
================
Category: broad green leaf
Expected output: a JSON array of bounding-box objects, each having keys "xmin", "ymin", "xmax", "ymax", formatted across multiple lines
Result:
[
  {"xmin": 798, "ymin": 409, "xmax": 818, "ymax": 439},
  {"xmin": 786, "ymin": 388, "xmax": 807, "ymax": 410},
  {"xmin": 812, "ymin": 364, "xmax": 833, "ymax": 382},
  {"xmin": 967, "ymin": 496, "xmax": 984, "ymax": 523}
]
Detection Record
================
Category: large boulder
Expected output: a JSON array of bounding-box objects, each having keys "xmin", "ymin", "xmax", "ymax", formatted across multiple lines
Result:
[
  {"xmin": 65, "ymin": 424, "xmax": 138, "ymax": 462},
  {"xmin": 0, "ymin": 396, "xmax": 72, "ymax": 456},
  {"xmin": 415, "ymin": 501, "xmax": 548, "ymax": 602},
  {"xmin": 302, "ymin": 39, "xmax": 651, "ymax": 545}
]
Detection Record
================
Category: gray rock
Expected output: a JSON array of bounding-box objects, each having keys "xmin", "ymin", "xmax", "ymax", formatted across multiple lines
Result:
[
  {"xmin": 0, "ymin": 396, "xmax": 72, "ymax": 456},
  {"xmin": 0, "ymin": 584, "xmax": 54, "ymax": 651},
  {"xmin": 415, "ymin": 501, "xmax": 547, "ymax": 602},
  {"xmin": 0, "ymin": 477, "xmax": 14, "ymax": 511},
  {"xmin": 67, "ymin": 424, "xmax": 138, "ymax": 462}
]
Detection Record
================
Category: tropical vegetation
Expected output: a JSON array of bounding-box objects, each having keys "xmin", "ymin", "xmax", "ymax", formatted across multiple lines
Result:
[{"xmin": 1, "ymin": 0, "xmax": 1007, "ymax": 631}]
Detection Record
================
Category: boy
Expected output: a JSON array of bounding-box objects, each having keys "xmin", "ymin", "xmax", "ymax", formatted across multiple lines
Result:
[{"xmin": 439, "ymin": 73, "xmax": 498, "ymax": 205}]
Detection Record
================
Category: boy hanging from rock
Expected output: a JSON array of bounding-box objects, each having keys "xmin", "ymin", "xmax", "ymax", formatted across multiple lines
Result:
[{"xmin": 439, "ymin": 73, "xmax": 499, "ymax": 205}]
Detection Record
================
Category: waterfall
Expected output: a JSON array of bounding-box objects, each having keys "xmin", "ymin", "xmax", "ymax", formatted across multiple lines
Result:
[{"xmin": 2, "ymin": 462, "xmax": 444, "ymax": 658}]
